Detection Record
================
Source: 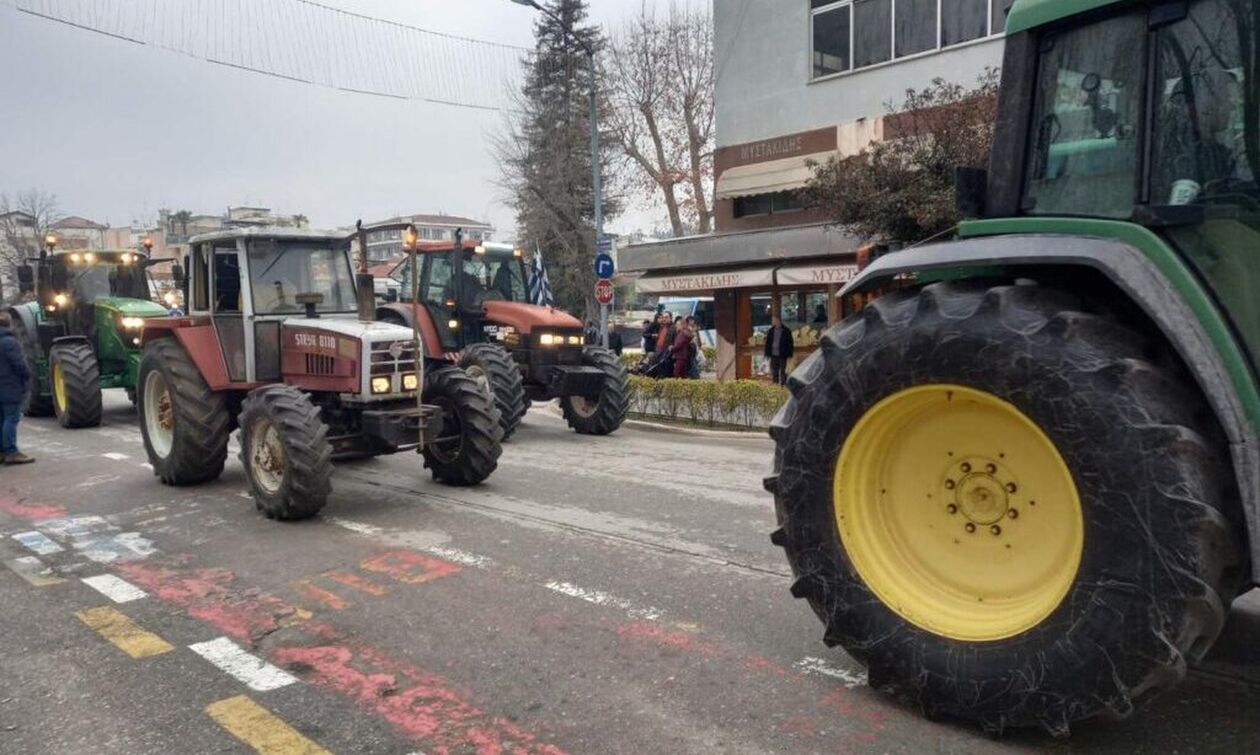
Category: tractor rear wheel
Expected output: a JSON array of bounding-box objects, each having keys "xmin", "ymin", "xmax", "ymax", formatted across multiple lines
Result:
[
  {"xmin": 421, "ymin": 365, "xmax": 502, "ymax": 486},
  {"xmin": 137, "ymin": 338, "xmax": 231, "ymax": 485},
  {"xmin": 239, "ymin": 385, "xmax": 332, "ymax": 521},
  {"xmin": 49, "ymin": 341, "xmax": 102, "ymax": 428},
  {"xmin": 561, "ymin": 347, "xmax": 628, "ymax": 436},
  {"xmin": 12, "ymin": 319, "xmax": 52, "ymax": 417},
  {"xmin": 767, "ymin": 280, "xmax": 1243, "ymax": 736},
  {"xmin": 459, "ymin": 343, "xmax": 526, "ymax": 440}
]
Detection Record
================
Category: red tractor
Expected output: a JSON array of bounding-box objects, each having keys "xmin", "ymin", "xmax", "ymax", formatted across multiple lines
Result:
[
  {"xmin": 374, "ymin": 234, "xmax": 628, "ymax": 440},
  {"xmin": 136, "ymin": 228, "xmax": 502, "ymax": 521}
]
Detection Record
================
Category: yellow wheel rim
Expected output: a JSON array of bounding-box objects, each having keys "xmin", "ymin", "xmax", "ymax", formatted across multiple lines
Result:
[
  {"xmin": 52, "ymin": 362, "xmax": 67, "ymax": 412},
  {"xmin": 835, "ymin": 384, "xmax": 1083, "ymax": 642}
]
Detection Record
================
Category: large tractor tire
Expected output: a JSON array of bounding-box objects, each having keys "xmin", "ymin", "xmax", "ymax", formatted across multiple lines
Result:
[
  {"xmin": 49, "ymin": 341, "xmax": 102, "ymax": 428},
  {"xmin": 459, "ymin": 343, "xmax": 527, "ymax": 440},
  {"xmin": 766, "ymin": 280, "xmax": 1244, "ymax": 736},
  {"xmin": 137, "ymin": 338, "xmax": 231, "ymax": 486},
  {"xmin": 239, "ymin": 385, "xmax": 332, "ymax": 521},
  {"xmin": 561, "ymin": 347, "xmax": 629, "ymax": 436},
  {"xmin": 12, "ymin": 319, "xmax": 52, "ymax": 417},
  {"xmin": 421, "ymin": 365, "xmax": 502, "ymax": 486}
]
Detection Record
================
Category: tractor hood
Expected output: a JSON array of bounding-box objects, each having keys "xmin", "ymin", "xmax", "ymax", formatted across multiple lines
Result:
[
  {"xmin": 95, "ymin": 297, "xmax": 170, "ymax": 318},
  {"xmin": 282, "ymin": 316, "xmax": 414, "ymax": 341},
  {"xmin": 482, "ymin": 301, "xmax": 582, "ymax": 333}
]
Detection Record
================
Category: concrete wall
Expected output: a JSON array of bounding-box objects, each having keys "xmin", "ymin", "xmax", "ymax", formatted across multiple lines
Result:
[{"xmin": 714, "ymin": 0, "xmax": 1006, "ymax": 148}]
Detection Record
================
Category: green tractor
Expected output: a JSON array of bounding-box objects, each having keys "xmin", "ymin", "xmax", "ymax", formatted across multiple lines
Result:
[
  {"xmin": 768, "ymin": 0, "xmax": 1260, "ymax": 735},
  {"xmin": 11, "ymin": 236, "xmax": 173, "ymax": 427}
]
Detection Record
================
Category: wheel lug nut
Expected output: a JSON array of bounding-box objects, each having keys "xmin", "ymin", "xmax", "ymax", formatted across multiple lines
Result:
[
  {"xmin": 946, "ymin": 504, "xmax": 958, "ymax": 514},
  {"xmin": 1007, "ymin": 509, "xmax": 1019, "ymax": 519},
  {"xmin": 985, "ymin": 463, "xmax": 997, "ymax": 474},
  {"xmin": 990, "ymin": 525, "xmax": 1002, "ymax": 536},
  {"xmin": 964, "ymin": 523, "xmax": 976, "ymax": 534},
  {"xmin": 944, "ymin": 479, "xmax": 956, "ymax": 490},
  {"xmin": 1006, "ymin": 482, "xmax": 1018, "ymax": 493},
  {"xmin": 960, "ymin": 462, "xmax": 972, "ymax": 473}
]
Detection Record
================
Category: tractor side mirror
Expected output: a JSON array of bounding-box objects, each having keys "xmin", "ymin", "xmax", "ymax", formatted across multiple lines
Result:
[
  {"xmin": 955, "ymin": 166, "xmax": 988, "ymax": 219},
  {"xmin": 16, "ymin": 265, "xmax": 34, "ymax": 294}
]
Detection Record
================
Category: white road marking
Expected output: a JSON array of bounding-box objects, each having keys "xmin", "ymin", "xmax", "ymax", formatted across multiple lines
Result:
[
  {"xmin": 82, "ymin": 574, "xmax": 148, "ymax": 603},
  {"xmin": 12, "ymin": 531, "xmax": 63, "ymax": 555},
  {"xmin": 324, "ymin": 517, "xmax": 492, "ymax": 568},
  {"xmin": 543, "ymin": 581, "xmax": 662, "ymax": 621},
  {"xmin": 189, "ymin": 637, "xmax": 298, "ymax": 692},
  {"xmin": 324, "ymin": 517, "xmax": 383, "ymax": 536},
  {"xmin": 101, "ymin": 452, "xmax": 130, "ymax": 460},
  {"xmin": 794, "ymin": 657, "xmax": 868, "ymax": 688},
  {"xmin": 4, "ymin": 556, "xmax": 65, "ymax": 586}
]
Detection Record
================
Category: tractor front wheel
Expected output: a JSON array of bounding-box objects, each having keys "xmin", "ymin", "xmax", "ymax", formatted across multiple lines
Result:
[
  {"xmin": 561, "ymin": 347, "xmax": 629, "ymax": 436},
  {"xmin": 49, "ymin": 341, "xmax": 102, "ymax": 428},
  {"xmin": 137, "ymin": 338, "xmax": 231, "ymax": 485},
  {"xmin": 421, "ymin": 365, "xmax": 502, "ymax": 486},
  {"xmin": 239, "ymin": 385, "xmax": 332, "ymax": 521},
  {"xmin": 767, "ymin": 281, "xmax": 1243, "ymax": 735},
  {"xmin": 459, "ymin": 343, "xmax": 526, "ymax": 440}
]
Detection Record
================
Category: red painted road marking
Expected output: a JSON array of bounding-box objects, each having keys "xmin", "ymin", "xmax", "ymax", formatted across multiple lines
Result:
[
  {"xmin": 615, "ymin": 622, "xmax": 721, "ymax": 657},
  {"xmin": 325, "ymin": 571, "xmax": 389, "ymax": 596},
  {"xmin": 116, "ymin": 558, "xmax": 566, "ymax": 753},
  {"xmin": 295, "ymin": 580, "xmax": 349, "ymax": 611},
  {"xmin": 0, "ymin": 495, "xmax": 67, "ymax": 522},
  {"xmin": 359, "ymin": 549, "xmax": 461, "ymax": 585}
]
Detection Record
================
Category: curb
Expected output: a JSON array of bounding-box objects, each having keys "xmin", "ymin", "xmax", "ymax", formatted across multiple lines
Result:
[{"xmin": 541, "ymin": 402, "xmax": 770, "ymax": 440}]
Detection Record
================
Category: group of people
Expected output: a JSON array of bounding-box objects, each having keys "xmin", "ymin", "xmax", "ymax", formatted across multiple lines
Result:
[{"xmin": 638, "ymin": 310, "xmax": 704, "ymax": 379}]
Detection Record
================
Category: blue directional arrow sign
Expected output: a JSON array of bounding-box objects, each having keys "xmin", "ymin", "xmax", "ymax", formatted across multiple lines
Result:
[{"xmin": 594, "ymin": 252, "xmax": 615, "ymax": 280}]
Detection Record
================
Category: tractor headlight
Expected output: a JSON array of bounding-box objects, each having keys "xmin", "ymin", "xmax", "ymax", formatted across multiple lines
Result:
[
  {"xmin": 402, "ymin": 373, "xmax": 418, "ymax": 391},
  {"xmin": 539, "ymin": 333, "xmax": 560, "ymax": 346},
  {"xmin": 162, "ymin": 291, "xmax": 178, "ymax": 307},
  {"xmin": 84, "ymin": 252, "xmax": 96, "ymax": 264},
  {"xmin": 120, "ymin": 253, "xmax": 134, "ymax": 265},
  {"xmin": 120, "ymin": 317, "xmax": 145, "ymax": 329},
  {"xmin": 567, "ymin": 335, "xmax": 582, "ymax": 345},
  {"xmin": 371, "ymin": 376, "xmax": 392, "ymax": 395},
  {"xmin": 53, "ymin": 293, "xmax": 68, "ymax": 307}
]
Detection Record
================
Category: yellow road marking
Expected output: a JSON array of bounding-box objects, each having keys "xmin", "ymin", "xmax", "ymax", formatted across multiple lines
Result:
[
  {"xmin": 206, "ymin": 695, "xmax": 331, "ymax": 755},
  {"xmin": 75, "ymin": 606, "xmax": 175, "ymax": 659}
]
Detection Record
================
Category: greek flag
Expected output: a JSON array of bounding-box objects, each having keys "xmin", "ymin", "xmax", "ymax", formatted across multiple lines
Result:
[{"xmin": 528, "ymin": 244, "xmax": 554, "ymax": 306}]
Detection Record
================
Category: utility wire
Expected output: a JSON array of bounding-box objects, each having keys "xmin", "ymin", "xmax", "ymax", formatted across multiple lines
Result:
[{"xmin": 5, "ymin": 0, "xmax": 560, "ymax": 113}]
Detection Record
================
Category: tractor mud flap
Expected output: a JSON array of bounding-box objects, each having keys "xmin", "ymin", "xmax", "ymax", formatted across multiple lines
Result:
[
  {"xmin": 361, "ymin": 405, "xmax": 443, "ymax": 452},
  {"xmin": 546, "ymin": 366, "xmax": 605, "ymax": 399}
]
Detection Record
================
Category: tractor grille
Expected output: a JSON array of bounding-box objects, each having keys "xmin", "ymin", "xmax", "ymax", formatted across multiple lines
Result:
[
  {"xmin": 305, "ymin": 354, "xmax": 336, "ymax": 375},
  {"xmin": 370, "ymin": 340, "xmax": 418, "ymax": 376}
]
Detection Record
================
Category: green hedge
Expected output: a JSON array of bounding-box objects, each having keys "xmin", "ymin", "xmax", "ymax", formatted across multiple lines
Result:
[{"xmin": 626, "ymin": 375, "xmax": 788, "ymax": 429}]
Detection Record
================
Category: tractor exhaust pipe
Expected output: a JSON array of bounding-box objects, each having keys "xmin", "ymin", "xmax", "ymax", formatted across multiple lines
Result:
[{"xmin": 354, "ymin": 220, "xmax": 376, "ymax": 322}]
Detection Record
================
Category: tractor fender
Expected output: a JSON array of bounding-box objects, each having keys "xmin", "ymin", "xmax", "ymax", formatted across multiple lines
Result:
[
  {"xmin": 376, "ymin": 303, "xmax": 443, "ymax": 359},
  {"xmin": 844, "ymin": 233, "xmax": 1260, "ymax": 585}
]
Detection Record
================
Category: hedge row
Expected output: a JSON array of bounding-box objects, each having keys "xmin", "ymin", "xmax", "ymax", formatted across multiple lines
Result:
[{"xmin": 626, "ymin": 375, "xmax": 788, "ymax": 429}]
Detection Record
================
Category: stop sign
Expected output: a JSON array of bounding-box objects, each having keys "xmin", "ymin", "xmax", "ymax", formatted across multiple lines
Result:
[{"xmin": 595, "ymin": 279, "xmax": 614, "ymax": 305}]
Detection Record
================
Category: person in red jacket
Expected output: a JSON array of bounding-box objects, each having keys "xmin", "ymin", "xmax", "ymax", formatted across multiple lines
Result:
[{"xmin": 672, "ymin": 319, "xmax": 696, "ymax": 378}]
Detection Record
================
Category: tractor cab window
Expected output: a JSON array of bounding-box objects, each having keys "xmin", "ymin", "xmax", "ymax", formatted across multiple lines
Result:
[
  {"xmin": 213, "ymin": 247, "xmax": 242, "ymax": 313},
  {"xmin": 1023, "ymin": 12, "xmax": 1146, "ymax": 218},
  {"xmin": 461, "ymin": 249, "xmax": 528, "ymax": 306},
  {"xmin": 60, "ymin": 253, "xmax": 149, "ymax": 303},
  {"xmin": 247, "ymin": 240, "xmax": 356, "ymax": 315}
]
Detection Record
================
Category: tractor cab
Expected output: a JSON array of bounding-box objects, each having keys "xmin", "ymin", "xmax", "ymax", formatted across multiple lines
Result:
[{"xmin": 390, "ymin": 241, "xmax": 561, "ymax": 352}]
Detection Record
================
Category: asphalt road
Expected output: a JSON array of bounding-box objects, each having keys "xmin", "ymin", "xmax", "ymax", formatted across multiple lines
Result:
[{"xmin": 1, "ymin": 392, "xmax": 1258, "ymax": 754}]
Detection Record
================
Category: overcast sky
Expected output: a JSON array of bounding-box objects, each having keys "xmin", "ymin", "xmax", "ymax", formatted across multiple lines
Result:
[{"xmin": 0, "ymin": 0, "xmax": 698, "ymax": 238}]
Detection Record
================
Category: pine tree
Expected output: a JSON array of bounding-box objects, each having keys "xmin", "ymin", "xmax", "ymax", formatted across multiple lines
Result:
[{"xmin": 498, "ymin": 0, "xmax": 618, "ymax": 319}]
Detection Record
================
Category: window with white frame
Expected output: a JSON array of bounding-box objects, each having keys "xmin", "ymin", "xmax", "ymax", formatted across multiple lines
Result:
[{"xmin": 811, "ymin": 0, "xmax": 1004, "ymax": 79}]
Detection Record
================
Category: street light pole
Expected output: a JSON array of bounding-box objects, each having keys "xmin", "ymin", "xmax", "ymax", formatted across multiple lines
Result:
[{"xmin": 511, "ymin": 0, "xmax": 608, "ymax": 349}]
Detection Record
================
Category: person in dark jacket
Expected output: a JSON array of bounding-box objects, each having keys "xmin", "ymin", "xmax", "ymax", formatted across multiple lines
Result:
[
  {"xmin": 583, "ymin": 320, "xmax": 599, "ymax": 345},
  {"xmin": 0, "ymin": 312, "xmax": 34, "ymax": 464},
  {"xmin": 607, "ymin": 323, "xmax": 624, "ymax": 356},
  {"xmin": 672, "ymin": 319, "xmax": 696, "ymax": 378},
  {"xmin": 640, "ymin": 319, "xmax": 656, "ymax": 354},
  {"xmin": 764, "ymin": 314, "xmax": 795, "ymax": 386}
]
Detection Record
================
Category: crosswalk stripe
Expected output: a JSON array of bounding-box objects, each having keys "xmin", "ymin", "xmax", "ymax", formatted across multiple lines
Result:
[
  {"xmin": 76, "ymin": 606, "xmax": 174, "ymax": 658},
  {"xmin": 12, "ymin": 531, "xmax": 63, "ymax": 555},
  {"xmin": 206, "ymin": 695, "xmax": 330, "ymax": 755},
  {"xmin": 82, "ymin": 574, "xmax": 148, "ymax": 603},
  {"xmin": 189, "ymin": 637, "xmax": 298, "ymax": 692},
  {"xmin": 4, "ymin": 556, "xmax": 66, "ymax": 586}
]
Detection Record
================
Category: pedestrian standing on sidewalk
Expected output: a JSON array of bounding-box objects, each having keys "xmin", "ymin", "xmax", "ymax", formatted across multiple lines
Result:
[
  {"xmin": 0, "ymin": 312, "xmax": 34, "ymax": 464},
  {"xmin": 685, "ymin": 316, "xmax": 703, "ymax": 379},
  {"xmin": 672, "ymin": 318, "xmax": 696, "ymax": 379},
  {"xmin": 764, "ymin": 314, "xmax": 794, "ymax": 386}
]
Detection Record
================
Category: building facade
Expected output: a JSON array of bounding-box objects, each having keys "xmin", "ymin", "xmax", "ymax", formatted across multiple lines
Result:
[
  {"xmin": 362, "ymin": 214, "xmax": 493, "ymax": 263},
  {"xmin": 620, "ymin": 0, "xmax": 1007, "ymax": 380}
]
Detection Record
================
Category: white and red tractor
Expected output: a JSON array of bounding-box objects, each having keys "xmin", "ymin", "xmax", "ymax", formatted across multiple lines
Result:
[{"xmin": 136, "ymin": 228, "xmax": 502, "ymax": 520}]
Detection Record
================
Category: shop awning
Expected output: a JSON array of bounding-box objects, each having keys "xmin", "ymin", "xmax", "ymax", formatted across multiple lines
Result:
[
  {"xmin": 715, "ymin": 152, "xmax": 836, "ymax": 199},
  {"xmin": 636, "ymin": 266, "xmax": 777, "ymax": 295},
  {"xmin": 775, "ymin": 262, "xmax": 859, "ymax": 287}
]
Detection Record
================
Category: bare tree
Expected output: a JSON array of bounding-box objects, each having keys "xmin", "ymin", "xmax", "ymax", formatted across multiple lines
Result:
[
  {"xmin": 0, "ymin": 189, "xmax": 61, "ymax": 299},
  {"xmin": 603, "ymin": 4, "xmax": 714, "ymax": 237}
]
